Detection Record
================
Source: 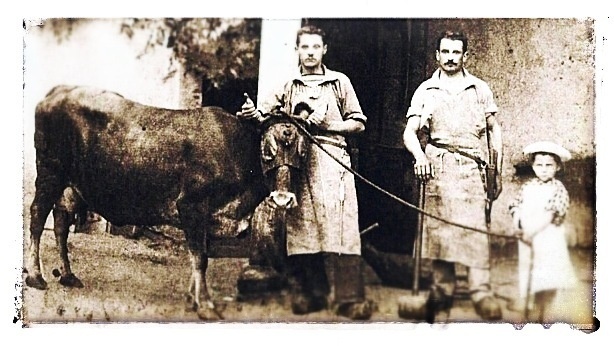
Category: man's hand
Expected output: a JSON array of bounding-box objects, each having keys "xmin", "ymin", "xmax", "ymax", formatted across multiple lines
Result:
[
  {"xmin": 236, "ymin": 93, "xmax": 260, "ymax": 120},
  {"xmin": 307, "ymin": 111, "xmax": 326, "ymax": 127},
  {"xmin": 413, "ymin": 153, "xmax": 432, "ymax": 182},
  {"xmin": 306, "ymin": 104, "xmax": 328, "ymax": 129}
]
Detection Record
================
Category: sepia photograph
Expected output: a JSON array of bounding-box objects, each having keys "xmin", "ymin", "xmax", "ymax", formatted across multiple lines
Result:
[{"xmin": 12, "ymin": 1, "xmax": 609, "ymax": 339}]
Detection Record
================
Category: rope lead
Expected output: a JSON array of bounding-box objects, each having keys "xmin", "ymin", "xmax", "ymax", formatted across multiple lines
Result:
[{"xmin": 282, "ymin": 114, "xmax": 519, "ymax": 240}]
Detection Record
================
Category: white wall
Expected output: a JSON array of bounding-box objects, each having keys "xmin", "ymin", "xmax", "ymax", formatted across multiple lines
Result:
[{"xmin": 256, "ymin": 19, "xmax": 301, "ymax": 109}]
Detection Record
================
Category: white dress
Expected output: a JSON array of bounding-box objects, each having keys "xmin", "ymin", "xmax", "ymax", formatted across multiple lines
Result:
[{"xmin": 513, "ymin": 178, "xmax": 578, "ymax": 298}]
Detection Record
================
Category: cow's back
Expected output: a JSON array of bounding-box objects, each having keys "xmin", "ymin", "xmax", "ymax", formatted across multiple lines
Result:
[{"xmin": 34, "ymin": 85, "xmax": 262, "ymax": 226}]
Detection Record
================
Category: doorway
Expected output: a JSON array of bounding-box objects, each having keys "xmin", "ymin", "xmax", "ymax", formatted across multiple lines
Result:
[{"xmin": 306, "ymin": 18, "xmax": 429, "ymax": 254}]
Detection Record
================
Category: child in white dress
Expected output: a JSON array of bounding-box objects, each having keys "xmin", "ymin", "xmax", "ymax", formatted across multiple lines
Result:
[{"xmin": 508, "ymin": 141, "xmax": 578, "ymax": 323}]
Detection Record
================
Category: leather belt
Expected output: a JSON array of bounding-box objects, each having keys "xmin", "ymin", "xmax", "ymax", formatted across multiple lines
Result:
[
  {"xmin": 313, "ymin": 135, "xmax": 347, "ymax": 149},
  {"xmin": 430, "ymin": 142, "xmax": 487, "ymax": 167}
]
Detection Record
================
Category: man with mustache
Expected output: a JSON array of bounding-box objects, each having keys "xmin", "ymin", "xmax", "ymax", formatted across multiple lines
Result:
[
  {"xmin": 238, "ymin": 25, "xmax": 373, "ymax": 320},
  {"xmin": 402, "ymin": 30, "xmax": 504, "ymax": 321}
]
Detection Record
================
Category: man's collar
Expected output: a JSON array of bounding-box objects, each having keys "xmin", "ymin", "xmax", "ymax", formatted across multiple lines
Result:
[
  {"xmin": 424, "ymin": 68, "xmax": 479, "ymax": 90},
  {"xmin": 292, "ymin": 64, "xmax": 338, "ymax": 83}
]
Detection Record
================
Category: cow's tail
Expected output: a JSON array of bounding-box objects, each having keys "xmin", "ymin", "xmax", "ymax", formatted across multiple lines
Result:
[{"xmin": 33, "ymin": 91, "xmax": 78, "ymax": 203}]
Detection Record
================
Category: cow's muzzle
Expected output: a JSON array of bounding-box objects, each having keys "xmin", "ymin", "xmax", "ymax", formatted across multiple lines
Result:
[{"xmin": 268, "ymin": 191, "xmax": 298, "ymax": 209}]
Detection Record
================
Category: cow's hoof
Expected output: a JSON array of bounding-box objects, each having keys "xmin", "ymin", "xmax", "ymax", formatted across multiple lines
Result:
[
  {"xmin": 196, "ymin": 307, "xmax": 224, "ymax": 321},
  {"xmin": 336, "ymin": 300, "xmax": 377, "ymax": 321},
  {"xmin": 59, "ymin": 273, "xmax": 84, "ymax": 288},
  {"xmin": 25, "ymin": 274, "xmax": 48, "ymax": 290},
  {"xmin": 185, "ymin": 296, "xmax": 198, "ymax": 312},
  {"xmin": 291, "ymin": 294, "xmax": 327, "ymax": 315}
]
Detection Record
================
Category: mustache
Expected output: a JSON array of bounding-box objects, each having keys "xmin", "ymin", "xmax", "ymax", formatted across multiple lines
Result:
[{"xmin": 445, "ymin": 61, "xmax": 457, "ymax": 66}]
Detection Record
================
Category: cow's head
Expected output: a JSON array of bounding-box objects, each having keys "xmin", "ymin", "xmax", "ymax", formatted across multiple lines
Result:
[{"xmin": 260, "ymin": 105, "xmax": 310, "ymax": 209}]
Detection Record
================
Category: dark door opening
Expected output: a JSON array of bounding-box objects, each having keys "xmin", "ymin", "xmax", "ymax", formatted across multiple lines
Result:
[{"xmin": 306, "ymin": 19, "xmax": 429, "ymax": 256}]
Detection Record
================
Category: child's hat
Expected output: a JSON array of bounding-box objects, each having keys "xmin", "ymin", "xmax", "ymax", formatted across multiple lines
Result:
[{"xmin": 523, "ymin": 141, "xmax": 572, "ymax": 162}]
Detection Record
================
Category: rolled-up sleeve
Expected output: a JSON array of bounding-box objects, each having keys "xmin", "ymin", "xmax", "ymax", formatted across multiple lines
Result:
[
  {"xmin": 406, "ymin": 85, "xmax": 425, "ymax": 119},
  {"xmin": 478, "ymin": 80, "xmax": 498, "ymax": 115},
  {"xmin": 406, "ymin": 85, "xmax": 431, "ymax": 129},
  {"xmin": 339, "ymin": 75, "xmax": 367, "ymax": 124}
]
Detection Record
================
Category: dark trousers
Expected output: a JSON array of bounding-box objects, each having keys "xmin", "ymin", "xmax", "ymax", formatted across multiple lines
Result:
[
  {"xmin": 287, "ymin": 253, "xmax": 365, "ymax": 304},
  {"xmin": 432, "ymin": 259, "xmax": 493, "ymax": 302}
]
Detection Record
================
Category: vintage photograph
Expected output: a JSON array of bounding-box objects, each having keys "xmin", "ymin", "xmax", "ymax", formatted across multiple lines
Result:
[{"xmin": 20, "ymin": 16, "xmax": 597, "ymax": 330}]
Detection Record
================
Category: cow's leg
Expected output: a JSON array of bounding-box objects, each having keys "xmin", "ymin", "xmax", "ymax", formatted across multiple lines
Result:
[
  {"xmin": 184, "ymin": 230, "xmax": 207, "ymax": 308},
  {"xmin": 179, "ymin": 197, "xmax": 222, "ymax": 320},
  {"xmin": 26, "ymin": 196, "xmax": 53, "ymax": 290},
  {"xmin": 53, "ymin": 188, "xmax": 84, "ymax": 288},
  {"xmin": 25, "ymin": 171, "xmax": 66, "ymax": 290},
  {"xmin": 186, "ymin": 241, "xmax": 222, "ymax": 320}
]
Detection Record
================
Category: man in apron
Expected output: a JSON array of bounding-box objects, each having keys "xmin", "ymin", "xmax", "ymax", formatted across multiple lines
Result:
[
  {"xmin": 403, "ymin": 30, "xmax": 504, "ymax": 320},
  {"xmin": 238, "ymin": 25, "xmax": 372, "ymax": 320}
]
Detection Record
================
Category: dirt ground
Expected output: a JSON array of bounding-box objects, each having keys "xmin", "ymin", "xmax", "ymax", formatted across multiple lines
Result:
[{"xmin": 19, "ymin": 221, "xmax": 595, "ymax": 329}]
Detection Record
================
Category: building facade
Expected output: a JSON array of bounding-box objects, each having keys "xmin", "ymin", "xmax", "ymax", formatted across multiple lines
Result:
[{"xmin": 23, "ymin": 18, "xmax": 596, "ymax": 252}]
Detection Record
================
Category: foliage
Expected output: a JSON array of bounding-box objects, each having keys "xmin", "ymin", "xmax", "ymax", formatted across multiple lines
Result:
[
  {"xmin": 39, "ymin": 18, "xmax": 262, "ymax": 88},
  {"xmin": 120, "ymin": 18, "xmax": 261, "ymax": 88},
  {"xmin": 35, "ymin": 18, "xmax": 88, "ymax": 42}
]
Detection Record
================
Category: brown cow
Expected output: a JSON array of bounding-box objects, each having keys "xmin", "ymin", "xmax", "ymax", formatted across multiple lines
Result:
[{"xmin": 25, "ymin": 85, "xmax": 305, "ymax": 320}]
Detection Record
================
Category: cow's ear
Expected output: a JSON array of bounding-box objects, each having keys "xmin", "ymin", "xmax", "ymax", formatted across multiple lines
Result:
[{"xmin": 297, "ymin": 133, "xmax": 307, "ymax": 158}]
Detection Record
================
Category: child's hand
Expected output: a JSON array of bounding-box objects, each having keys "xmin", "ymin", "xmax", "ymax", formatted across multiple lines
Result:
[
  {"xmin": 511, "ymin": 228, "xmax": 526, "ymax": 243},
  {"xmin": 521, "ymin": 232, "xmax": 533, "ymax": 245},
  {"xmin": 520, "ymin": 227, "xmax": 538, "ymax": 245}
]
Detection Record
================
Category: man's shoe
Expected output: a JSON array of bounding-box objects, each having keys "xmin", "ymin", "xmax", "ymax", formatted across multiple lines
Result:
[
  {"xmin": 336, "ymin": 300, "xmax": 376, "ymax": 320},
  {"xmin": 426, "ymin": 285, "xmax": 454, "ymax": 323},
  {"xmin": 474, "ymin": 296, "xmax": 503, "ymax": 321},
  {"xmin": 291, "ymin": 294, "xmax": 327, "ymax": 315}
]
